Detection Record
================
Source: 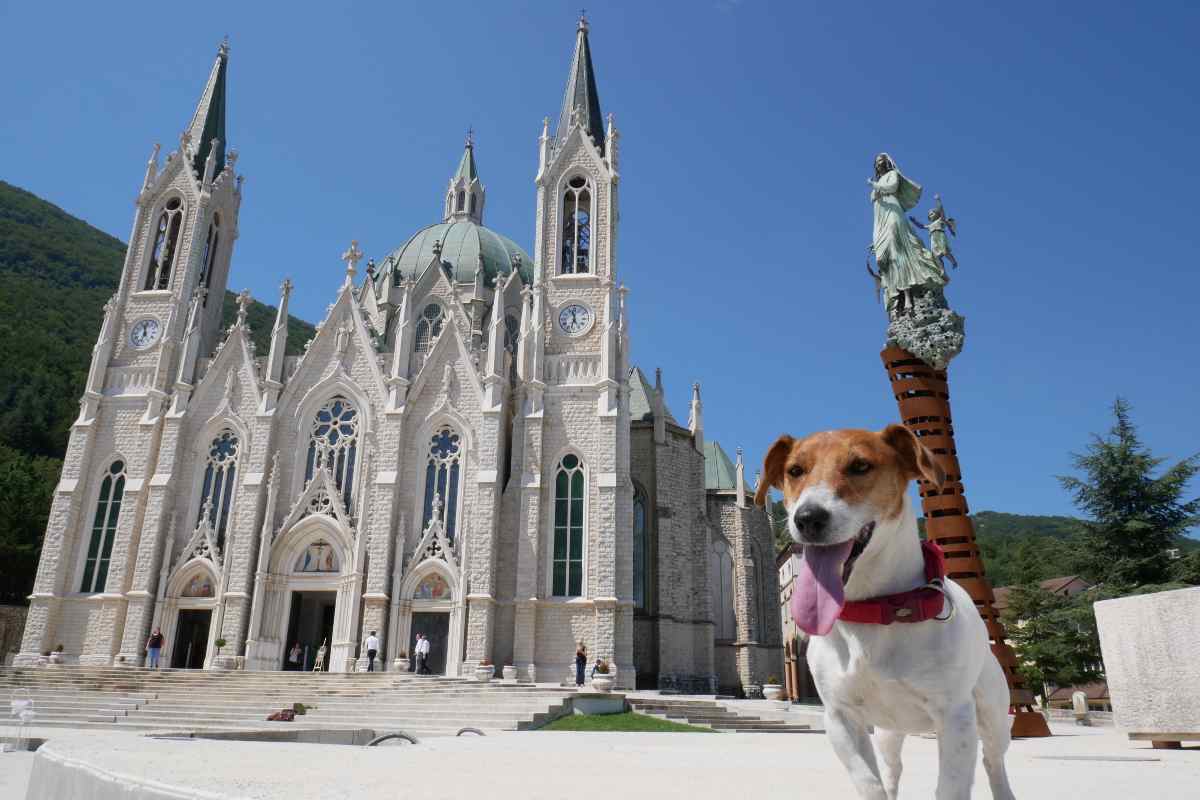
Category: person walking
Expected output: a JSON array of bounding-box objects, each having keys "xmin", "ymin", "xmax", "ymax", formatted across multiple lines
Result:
[
  {"xmin": 287, "ymin": 641, "xmax": 302, "ymax": 671},
  {"xmin": 412, "ymin": 634, "xmax": 424, "ymax": 673},
  {"xmin": 364, "ymin": 630, "xmax": 380, "ymax": 672},
  {"xmin": 574, "ymin": 642, "xmax": 587, "ymax": 688},
  {"xmin": 418, "ymin": 634, "xmax": 432, "ymax": 675},
  {"xmin": 145, "ymin": 628, "xmax": 165, "ymax": 669}
]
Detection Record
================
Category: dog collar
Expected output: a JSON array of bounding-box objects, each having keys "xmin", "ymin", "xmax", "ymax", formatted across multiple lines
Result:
[{"xmin": 839, "ymin": 540, "xmax": 948, "ymax": 625}]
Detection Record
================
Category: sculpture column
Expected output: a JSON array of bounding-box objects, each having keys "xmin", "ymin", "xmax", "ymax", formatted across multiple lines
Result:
[
  {"xmin": 865, "ymin": 152, "xmax": 1049, "ymax": 737},
  {"xmin": 881, "ymin": 346, "xmax": 1050, "ymax": 737}
]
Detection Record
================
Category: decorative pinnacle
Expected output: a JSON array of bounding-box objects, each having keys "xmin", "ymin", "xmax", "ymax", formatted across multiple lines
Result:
[
  {"xmin": 465, "ymin": 126, "xmax": 474, "ymax": 149},
  {"xmin": 235, "ymin": 289, "xmax": 251, "ymax": 326},
  {"xmin": 341, "ymin": 240, "xmax": 363, "ymax": 285},
  {"xmin": 280, "ymin": 277, "xmax": 293, "ymax": 297},
  {"xmin": 736, "ymin": 446, "xmax": 744, "ymax": 465},
  {"xmin": 578, "ymin": 9, "xmax": 588, "ymax": 32},
  {"xmin": 432, "ymin": 238, "xmax": 443, "ymax": 258},
  {"xmin": 219, "ymin": 36, "xmax": 230, "ymax": 58}
]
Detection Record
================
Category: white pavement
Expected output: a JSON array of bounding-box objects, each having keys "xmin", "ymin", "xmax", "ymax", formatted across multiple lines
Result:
[{"xmin": 10, "ymin": 722, "xmax": 1200, "ymax": 799}]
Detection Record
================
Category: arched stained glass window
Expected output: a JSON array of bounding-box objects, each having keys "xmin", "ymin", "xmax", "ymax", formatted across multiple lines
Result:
[
  {"xmin": 144, "ymin": 197, "xmax": 184, "ymax": 290},
  {"xmin": 560, "ymin": 176, "xmax": 591, "ymax": 274},
  {"xmin": 422, "ymin": 427, "xmax": 462, "ymax": 541},
  {"xmin": 414, "ymin": 303, "xmax": 445, "ymax": 355},
  {"xmin": 633, "ymin": 485, "xmax": 648, "ymax": 611},
  {"xmin": 197, "ymin": 212, "xmax": 220, "ymax": 306},
  {"xmin": 552, "ymin": 454, "xmax": 585, "ymax": 597},
  {"xmin": 196, "ymin": 430, "xmax": 239, "ymax": 549},
  {"xmin": 709, "ymin": 539, "xmax": 736, "ymax": 641},
  {"xmin": 305, "ymin": 397, "xmax": 359, "ymax": 510},
  {"xmin": 81, "ymin": 460, "xmax": 126, "ymax": 593},
  {"xmin": 503, "ymin": 313, "xmax": 520, "ymax": 383}
]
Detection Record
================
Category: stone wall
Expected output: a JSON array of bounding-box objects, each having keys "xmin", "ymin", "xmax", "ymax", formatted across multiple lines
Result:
[{"xmin": 1, "ymin": 605, "xmax": 27, "ymax": 663}]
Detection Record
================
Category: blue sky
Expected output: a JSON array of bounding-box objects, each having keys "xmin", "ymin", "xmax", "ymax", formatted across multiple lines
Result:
[{"xmin": 1, "ymin": 1, "xmax": 1197, "ymax": 521}]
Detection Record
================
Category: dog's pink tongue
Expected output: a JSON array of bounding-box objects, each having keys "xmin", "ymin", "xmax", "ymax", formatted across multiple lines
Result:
[{"xmin": 792, "ymin": 540, "xmax": 855, "ymax": 636}]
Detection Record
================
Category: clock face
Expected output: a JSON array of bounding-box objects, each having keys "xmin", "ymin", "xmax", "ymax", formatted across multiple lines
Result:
[
  {"xmin": 558, "ymin": 303, "xmax": 594, "ymax": 336},
  {"xmin": 129, "ymin": 318, "xmax": 161, "ymax": 349}
]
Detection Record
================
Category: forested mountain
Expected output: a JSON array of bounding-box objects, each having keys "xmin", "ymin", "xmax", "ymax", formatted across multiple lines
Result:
[{"xmin": 0, "ymin": 180, "xmax": 315, "ymax": 603}]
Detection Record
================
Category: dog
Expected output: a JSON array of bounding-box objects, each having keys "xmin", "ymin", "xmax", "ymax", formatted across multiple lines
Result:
[{"xmin": 756, "ymin": 425, "xmax": 1015, "ymax": 800}]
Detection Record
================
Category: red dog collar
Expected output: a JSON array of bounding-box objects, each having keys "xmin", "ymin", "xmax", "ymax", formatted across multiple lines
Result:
[{"xmin": 839, "ymin": 541, "xmax": 949, "ymax": 625}]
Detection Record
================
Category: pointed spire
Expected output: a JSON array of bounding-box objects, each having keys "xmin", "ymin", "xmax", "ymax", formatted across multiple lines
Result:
[
  {"xmin": 341, "ymin": 240, "xmax": 363, "ymax": 288},
  {"xmin": 187, "ymin": 39, "xmax": 229, "ymax": 180},
  {"xmin": 455, "ymin": 128, "xmax": 478, "ymax": 182},
  {"xmin": 653, "ymin": 367, "xmax": 666, "ymax": 444},
  {"xmin": 735, "ymin": 447, "xmax": 747, "ymax": 508},
  {"xmin": 556, "ymin": 13, "xmax": 605, "ymax": 154},
  {"xmin": 689, "ymin": 382, "xmax": 704, "ymax": 454}
]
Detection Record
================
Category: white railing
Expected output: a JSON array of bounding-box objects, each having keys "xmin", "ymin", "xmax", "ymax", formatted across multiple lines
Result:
[
  {"xmin": 103, "ymin": 366, "xmax": 156, "ymax": 396},
  {"xmin": 545, "ymin": 354, "xmax": 602, "ymax": 385}
]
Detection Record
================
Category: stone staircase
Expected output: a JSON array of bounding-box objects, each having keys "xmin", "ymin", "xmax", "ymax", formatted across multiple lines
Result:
[
  {"xmin": 1, "ymin": 666, "xmax": 573, "ymax": 738},
  {"xmin": 627, "ymin": 697, "xmax": 814, "ymax": 733}
]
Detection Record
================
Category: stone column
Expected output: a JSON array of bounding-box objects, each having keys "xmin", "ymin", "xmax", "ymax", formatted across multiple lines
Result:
[{"xmin": 881, "ymin": 346, "xmax": 1050, "ymax": 738}]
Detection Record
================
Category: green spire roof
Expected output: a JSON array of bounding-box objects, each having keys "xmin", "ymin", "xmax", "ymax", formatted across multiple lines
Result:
[
  {"xmin": 187, "ymin": 40, "xmax": 229, "ymax": 179},
  {"xmin": 704, "ymin": 440, "xmax": 738, "ymax": 491},
  {"xmin": 556, "ymin": 16, "xmax": 605, "ymax": 155},
  {"xmin": 454, "ymin": 134, "xmax": 478, "ymax": 182}
]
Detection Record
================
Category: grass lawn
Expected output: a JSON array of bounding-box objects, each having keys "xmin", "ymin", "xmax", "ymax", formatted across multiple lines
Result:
[{"xmin": 540, "ymin": 712, "xmax": 716, "ymax": 733}]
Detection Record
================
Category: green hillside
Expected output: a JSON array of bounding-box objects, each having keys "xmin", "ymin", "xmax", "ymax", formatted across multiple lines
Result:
[{"xmin": 0, "ymin": 180, "xmax": 314, "ymax": 603}]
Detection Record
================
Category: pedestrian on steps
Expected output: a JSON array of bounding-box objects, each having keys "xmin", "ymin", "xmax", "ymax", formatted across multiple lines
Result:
[
  {"xmin": 417, "ymin": 634, "xmax": 433, "ymax": 674},
  {"xmin": 146, "ymin": 628, "xmax": 165, "ymax": 669},
  {"xmin": 364, "ymin": 630, "xmax": 380, "ymax": 672},
  {"xmin": 575, "ymin": 642, "xmax": 587, "ymax": 687}
]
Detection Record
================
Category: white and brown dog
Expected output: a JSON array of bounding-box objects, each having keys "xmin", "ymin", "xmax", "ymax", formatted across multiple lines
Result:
[{"xmin": 756, "ymin": 425, "xmax": 1015, "ymax": 800}]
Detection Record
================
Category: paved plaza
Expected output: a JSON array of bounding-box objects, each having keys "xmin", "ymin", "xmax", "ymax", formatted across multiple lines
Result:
[{"xmin": 4, "ymin": 722, "xmax": 1198, "ymax": 799}]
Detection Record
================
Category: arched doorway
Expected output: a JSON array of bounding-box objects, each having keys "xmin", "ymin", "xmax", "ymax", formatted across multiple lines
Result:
[
  {"xmin": 396, "ymin": 562, "xmax": 462, "ymax": 676},
  {"xmin": 257, "ymin": 515, "xmax": 358, "ymax": 672},
  {"xmin": 161, "ymin": 561, "xmax": 219, "ymax": 669}
]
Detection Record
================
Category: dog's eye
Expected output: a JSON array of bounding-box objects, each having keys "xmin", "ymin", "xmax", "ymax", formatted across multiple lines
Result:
[
  {"xmin": 787, "ymin": 465, "xmax": 804, "ymax": 478},
  {"xmin": 848, "ymin": 459, "xmax": 872, "ymax": 475}
]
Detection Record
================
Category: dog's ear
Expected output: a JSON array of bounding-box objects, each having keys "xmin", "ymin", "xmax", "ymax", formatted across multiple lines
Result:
[
  {"xmin": 882, "ymin": 424, "xmax": 945, "ymax": 489},
  {"xmin": 754, "ymin": 435, "xmax": 795, "ymax": 507}
]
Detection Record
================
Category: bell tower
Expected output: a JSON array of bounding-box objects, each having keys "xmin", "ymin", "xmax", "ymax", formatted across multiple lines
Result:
[{"xmin": 79, "ymin": 39, "xmax": 242, "ymax": 424}]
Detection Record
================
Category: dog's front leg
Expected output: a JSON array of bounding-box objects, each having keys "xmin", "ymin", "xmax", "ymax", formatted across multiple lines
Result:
[
  {"xmin": 826, "ymin": 706, "xmax": 888, "ymax": 800},
  {"xmin": 935, "ymin": 700, "xmax": 980, "ymax": 800}
]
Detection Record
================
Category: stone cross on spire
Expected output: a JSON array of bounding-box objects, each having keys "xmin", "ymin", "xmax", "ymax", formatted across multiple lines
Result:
[{"xmin": 341, "ymin": 240, "xmax": 363, "ymax": 288}]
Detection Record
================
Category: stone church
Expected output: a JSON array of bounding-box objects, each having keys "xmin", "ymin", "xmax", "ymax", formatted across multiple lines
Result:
[{"xmin": 17, "ymin": 19, "xmax": 781, "ymax": 693}]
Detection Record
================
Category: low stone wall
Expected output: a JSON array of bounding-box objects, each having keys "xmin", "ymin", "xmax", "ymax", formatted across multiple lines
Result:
[
  {"xmin": 0, "ymin": 605, "xmax": 28, "ymax": 664},
  {"xmin": 1094, "ymin": 586, "xmax": 1200, "ymax": 740}
]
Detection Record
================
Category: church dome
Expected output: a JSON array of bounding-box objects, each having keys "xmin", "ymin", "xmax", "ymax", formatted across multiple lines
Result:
[{"xmin": 377, "ymin": 219, "xmax": 532, "ymax": 288}]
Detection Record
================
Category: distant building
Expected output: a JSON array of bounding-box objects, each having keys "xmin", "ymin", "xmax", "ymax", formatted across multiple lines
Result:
[
  {"xmin": 777, "ymin": 543, "xmax": 817, "ymax": 702},
  {"xmin": 992, "ymin": 575, "xmax": 1091, "ymax": 615}
]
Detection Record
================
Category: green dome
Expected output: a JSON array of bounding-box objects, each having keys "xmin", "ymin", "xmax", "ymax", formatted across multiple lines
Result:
[{"xmin": 376, "ymin": 220, "xmax": 532, "ymax": 288}]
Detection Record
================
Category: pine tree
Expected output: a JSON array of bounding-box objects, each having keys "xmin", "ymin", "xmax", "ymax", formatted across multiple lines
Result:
[{"xmin": 1058, "ymin": 398, "xmax": 1199, "ymax": 586}]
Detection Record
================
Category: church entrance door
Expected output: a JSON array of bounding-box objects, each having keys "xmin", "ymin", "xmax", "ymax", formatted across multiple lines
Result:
[
  {"xmin": 410, "ymin": 612, "xmax": 450, "ymax": 675},
  {"xmin": 285, "ymin": 591, "xmax": 337, "ymax": 670},
  {"xmin": 171, "ymin": 609, "xmax": 211, "ymax": 669}
]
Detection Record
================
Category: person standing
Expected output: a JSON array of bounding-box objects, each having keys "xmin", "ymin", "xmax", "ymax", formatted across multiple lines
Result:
[
  {"xmin": 145, "ymin": 628, "xmax": 165, "ymax": 669},
  {"xmin": 418, "ymin": 634, "xmax": 432, "ymax": 675},
  {"xmin": 288, "ymin": 641, "xmax": 302, "ymax": 671},
  {"xmin": 364, "ymin": 630, "xmax": 380, "ymax": 672},
  {"xmin": 412, "ymin": 634, "xmax": 424, "ymax": 673},
  {"xmin": 574, "ymin": 642, "xmax": 587, "ymax": 688}
]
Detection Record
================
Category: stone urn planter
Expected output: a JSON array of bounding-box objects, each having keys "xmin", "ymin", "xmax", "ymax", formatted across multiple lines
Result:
[
  {"xmin": 394, "ymin": 656, "xmax": 410, "ymax": 672},
  {"xmin": 48, "ymin": 648, "xmax": 64, "ymax": 665},
  {"xmin": 762, "ymin": 684, "xmax": 784, "ymax": 701},
  {"xmin": 744, "ymin": 683, "xmax": 763, "ymax": 700},
  {"xmin": 475, "ymin": 663, "xmax": 495, "ymax": 682},
  {"xmin": 590, "ymin": 674, "xmax": 614, "ymax": 693},
  {"xmin": 502, "ymin": 665, "xmax": 518, "ymax": 682}
]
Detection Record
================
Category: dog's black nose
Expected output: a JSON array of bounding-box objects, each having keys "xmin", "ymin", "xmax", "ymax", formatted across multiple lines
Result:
[{"xmin": 792, "ymin": 504, "xmax": 831, "ymax": 540}]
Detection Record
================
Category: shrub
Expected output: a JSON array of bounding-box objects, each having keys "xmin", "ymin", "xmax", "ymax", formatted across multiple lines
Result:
[{"xmin": 594, "ymin": 659, "xmax": 610, "ymax": 675}]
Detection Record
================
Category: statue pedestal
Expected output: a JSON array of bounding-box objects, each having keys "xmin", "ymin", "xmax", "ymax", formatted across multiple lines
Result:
[{"xmin": 881, "ymin": 346, "xmax": 1050, "ymax": 738}]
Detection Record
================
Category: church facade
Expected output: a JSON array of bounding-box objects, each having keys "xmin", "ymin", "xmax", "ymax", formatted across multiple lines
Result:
[{"xmin": 17, "ymin": 21, "xmax": 781, "ymax": 693}]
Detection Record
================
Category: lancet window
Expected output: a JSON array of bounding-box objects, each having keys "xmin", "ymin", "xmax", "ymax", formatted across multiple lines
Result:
[
  {"xmin": 196, "ymin": 430, "xmax": 239, "ymax": 549},
  {"xmin": 552, "ymin": 454, "xmax": 586, "ymax": 597},
  {"xmin": 414, "ymin": 303, "xmax": 445, "ymax": 355},
  {"xmin": 560, "ymin": 176, "xmax": 591, "ymax": 274},
  {"xmin": 633, "ymin": 484, "xmax": 648, "ymax": 610},
  {"xmin": 197, "ymin": 212, "xmax": 221, "ymax": 305},
  {"xmin": 304, "ymin": 397, "xmax": 359, "ymax": 510},
  {"xmin": 80, "ymin": 460, "xmax": 126, "ymax": 593},
  {"xmin": 504, "ymin": 313, "xmax": 520, "ymax": 383},
  {"xmin": 710, "ymin": 539, "xmax": 736, "ymax": 641},
  {"xmin": 422, "ymin": 427, "xmax": 462, "ymax": 542},
  {"xmin": 144, "ymin": 197, "xmax": 184, "ymax": 290}
]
